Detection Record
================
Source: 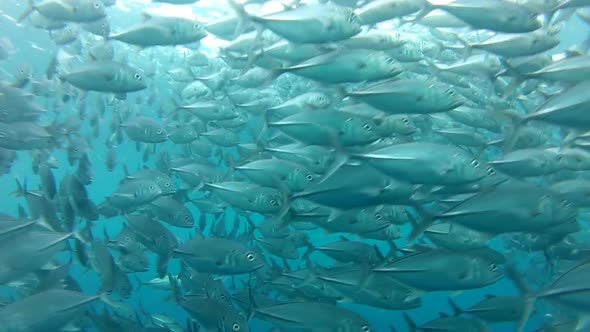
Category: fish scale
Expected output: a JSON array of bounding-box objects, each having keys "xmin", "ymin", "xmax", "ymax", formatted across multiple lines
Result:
[{"xmin": 1, "ymin": 0, "xmax": 589, "ymax": 331}]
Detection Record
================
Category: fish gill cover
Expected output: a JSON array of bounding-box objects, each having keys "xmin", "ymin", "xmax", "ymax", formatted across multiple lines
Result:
[{"xmin": 0, "ymin": 0, "xmax": 589, "ymax": 331}]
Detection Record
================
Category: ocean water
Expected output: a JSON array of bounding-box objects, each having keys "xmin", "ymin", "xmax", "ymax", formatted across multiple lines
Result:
[{"xmin": 0, "ymin": 0, "xmax": 589, "ymax": 331}]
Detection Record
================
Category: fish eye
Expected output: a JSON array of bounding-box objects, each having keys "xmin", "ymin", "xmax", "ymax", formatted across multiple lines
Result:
[
  {"xmin": 246, "ymin": 253, "xmax": 256, "ymax": 261},
  {"xmin": 94, "ymin": 2, "xmax": 100, "ymax": 8},
  {"xmin": 134, "ymin": 73, "xmax": 142, "ymax": 80},
  {"xmin": 471, "ymin": 159, "xmax": 480, "ymax": 168},
  {"xmin": 362, "ymin": 326, "xmax": 371, "ymax": 332},
  {"xmin": 446, "ymin": 89, "xmax": 456, "ymax": 96},
  {"xmin": 486, "ymin": 166, "xmax": 495, "ymax": 175},
  {"xmin": 306, "ymin": 174, "xmax": 313, "ymax": 181},
  {"xmin": 164, "ymin": 181, "xmax": 171, "ymax": 187},
  {"xmin": 269, "ymin": 199, "xmax": 277, "ymax": 206},
  {"xmin": 184, "ymin": 216, "xmax": 190, "ymax": 221},
  {"xmin": 193, "ymin": 23, "xmax": 200, "ymax": 29},
  {"xmin": 149, "ymin": 185, "xmax": 155, "ymax": 190},
  {"xmin": 157, "ymin": 129, "xmax": 163, "ymax": 134},
  {"xmin": 125, "ymin": 236, "xmax": 131, "ymax": 241},
  {"xmin": 232, "ymin": 323, "xmax": 240, "ymax": 331},
  {"xmin": 221, "ymin": 295, "xmax": 226, "ymax": 300},
  {"xmin": 562, "ymin": 200, "xmax": 572, "ymax": 208},
  {"xmin": 490, "ymin": 263, "xmax": 498, "ymax": 271},
  {"xmin": 375, "ymin": 213, "xmax": 382, "ymax": 220},
  {"xmin": 347, "ymin": 12, "xmax": 355, "ymax": 23},
  {"xmin": 385, "ymin": 56, "xmax": 394, "ymax": 64},
  {"xmin": 362, "ymin": 123, "xmax": 372, "ymax": 131},
  {"xmin": 402, "ymin": 117, "xmax": 410, "ymax": 125}
]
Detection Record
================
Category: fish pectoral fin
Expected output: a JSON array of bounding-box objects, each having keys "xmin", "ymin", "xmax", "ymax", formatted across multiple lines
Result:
[
  {"xmin": 115, "ymin": 93, "xmax": 127, "ymax": 100},
  {"xmin": 256, "ymin": 309, "xmax": 304, "ymax": 325},
  {"xmin": 140, "ymin": 24, "xmax": 171, "ymax": 36},
  {"xmin": 326, "ymin": 208, "xmax": 344, "ymax": 223},
  {"xmin": 373, "ymin": 267, "xmax": 430, "ymax": 273},
  {"xmin": 576, "ymin": 315, "xmax": 590, "ymax": 331}
]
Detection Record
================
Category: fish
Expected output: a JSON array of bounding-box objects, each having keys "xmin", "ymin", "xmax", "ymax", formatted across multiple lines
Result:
[
  {"xmin": 356, "ymin": 0, "xmax": 425, "ymax": 26},
  {"xmin": 428, "ymin": 181, "xmax": 577, "ymax": 235},
  {"xmin": 1, "ymin": 0, "xmax": 589, "ymax": 330},
  {"xmin": 143, "ymin": 196, "xmax": 195, "ymax": 228},
  {"xmin": 19, "ymin": 0, "xmax": 107, "ymax": 23},
  {"xmin": 204, "ymin": 181, "xmax": 285, "ymax": 215},
  {"xmin": 428, "ymin": 0, "xmax": 542, "ymax": 33},
  {"xmin": 109, "ymin": 15, "xmax": 207, "ymax": 47},
  {"xmin": 403, "ymin": 310, "xmax": 491, "ymax": 332},
  {"xmin": 346, "ymin": 79, "xmax": 464, "ymax": 114},
  {"xmin": 253, "ymin": 301, "xmax": 373, "ymax": 331},
  {"xmin": 173, "ymin": 237, "xmax": 264, "ymax": 274},
  {"xmin": 0, "ymin": 289, "xmax": 101, "ymax": 332},
  {"xmin": 274, "ymin": 49, "xmax": 402, "ymax": 84},
  {"xmin": 450, "ymin": 295, "xmax": 525, "ymax": 323},
  {"xmin": 511, "ymin": 261, "xmax": 590, "ymax": 332},
  {"xmin": 228, "ymin": 0, "xmax": 362, "ymax": 44},
  {"xmin": 467, "ymin": 30, "xmax": 560, "ymax": 58},
  {"xmin": 60, "ymin": 61, "xmax": 147, "ymax": 94},
  {"xmin": 354, "ymin": 142, "xmax": 488, "ymax": 185},
  {"xmin": 373, "ymin": 247, "xmax": 503, "ymax": 291}
]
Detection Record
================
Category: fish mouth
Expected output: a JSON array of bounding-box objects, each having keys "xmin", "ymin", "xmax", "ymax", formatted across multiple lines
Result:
[{"xmin": 252, "ymin": 263, "xmax": 267, "ymax": 271}]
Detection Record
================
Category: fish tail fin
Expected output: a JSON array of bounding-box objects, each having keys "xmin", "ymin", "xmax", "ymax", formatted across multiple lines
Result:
[
  {"xmin": 559, "ymin": 129, "xmax": 581, "ymax": 150},
  {"xmin": 506, "ymin": 264, "xmax": 535, "ymax": 332},
  {"xmin": 266, "ymin": 67, "xmax": 284, "ymax": 86},
  {"xmin": 516, "ymin": 297, "xmax": 536, "ymax": 332},
  {"xmin": 12, "ymin": 177, "xmax": 25, "ymax": 197},
  {"xmin": 313, "ymin": 129, "xmax": 350, "ymax": 186},
  {"xmin": 423, "ymin": 57, "xmax": 442, "ymax": 74},
  {"xmin": 406, "ymin": 203, "xmax": 435, "ymax": 243},
  {"xmin": 223, "ymin": 153, "xmax": 235, "ymax": 180},
  {"xmin": 448, "ymin": 297, "xmax": 464, "ymax": 316},
  {"xmin": 226, "ymin": 0, "xmax": 256, "ymax": 38},
  {"xmin": 246, "ymin": 278, "xmax": 258, "ymax": 320},
  {"xmin": 543, "ymin": 4, "xmax": 560, "ymax": 31},
  {"xmin": 245, "ymin": 215, "xmax": 258, "ymax": 238},
  {"xmin": 499, "ymin": 58, "xmax": 524, "ymax": 98},
  {"xmin": 36, "ymin": 232, "xmax": 75, "ymax": 252},
  {"xmin": 156, "ymin": 253, "xmax": 171, "ymax": 278},
  {"xmin": 502, "ymin": 115, "xmax": 527, "ymax": 153},
  {"xmin": 404, "ymin": 1, "xmax": 434, "ymax": 23},
  {"xmin": 74, "ymin": 235, "xmax": 89, "ymax": 267},
  {"xmin": 456, "ymin": 36, "xmax": 472, "ymax": 60},
  {"xmin": 301, "ymin": 242, "xmax": 315, "ymax": 260},
  {"xmin": 187, "ymin": 319, "xmax": 200, "ymax": 332},
  {"xmin": 402, "ymin": 312, "xmax": 418, "ymax": 332},
  {"xmin": 16, "ymin": 0, "xmax": 34, "ymax": 23},
  {"xmin": 168, "ymin": 273, "xmax": 183, "ymax": 303},
  {"xmin": 17, "ymin": 204, "xmax": 27, "ymax": 219},
  {"xmin": 133, "ymin": 274, "xmax": 144, "ymax": 292}
]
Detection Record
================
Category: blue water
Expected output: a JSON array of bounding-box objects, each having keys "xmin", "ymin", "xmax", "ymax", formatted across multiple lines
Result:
[{"xmin": 0, "ymin": 1, "xmax": 588, "ymax": 331}]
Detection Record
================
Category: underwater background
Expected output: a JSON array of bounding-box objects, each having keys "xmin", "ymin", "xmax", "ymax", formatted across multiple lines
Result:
[{"xmin": 1, "ymin": 0, "xmax": 590, "ymax": 331}]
